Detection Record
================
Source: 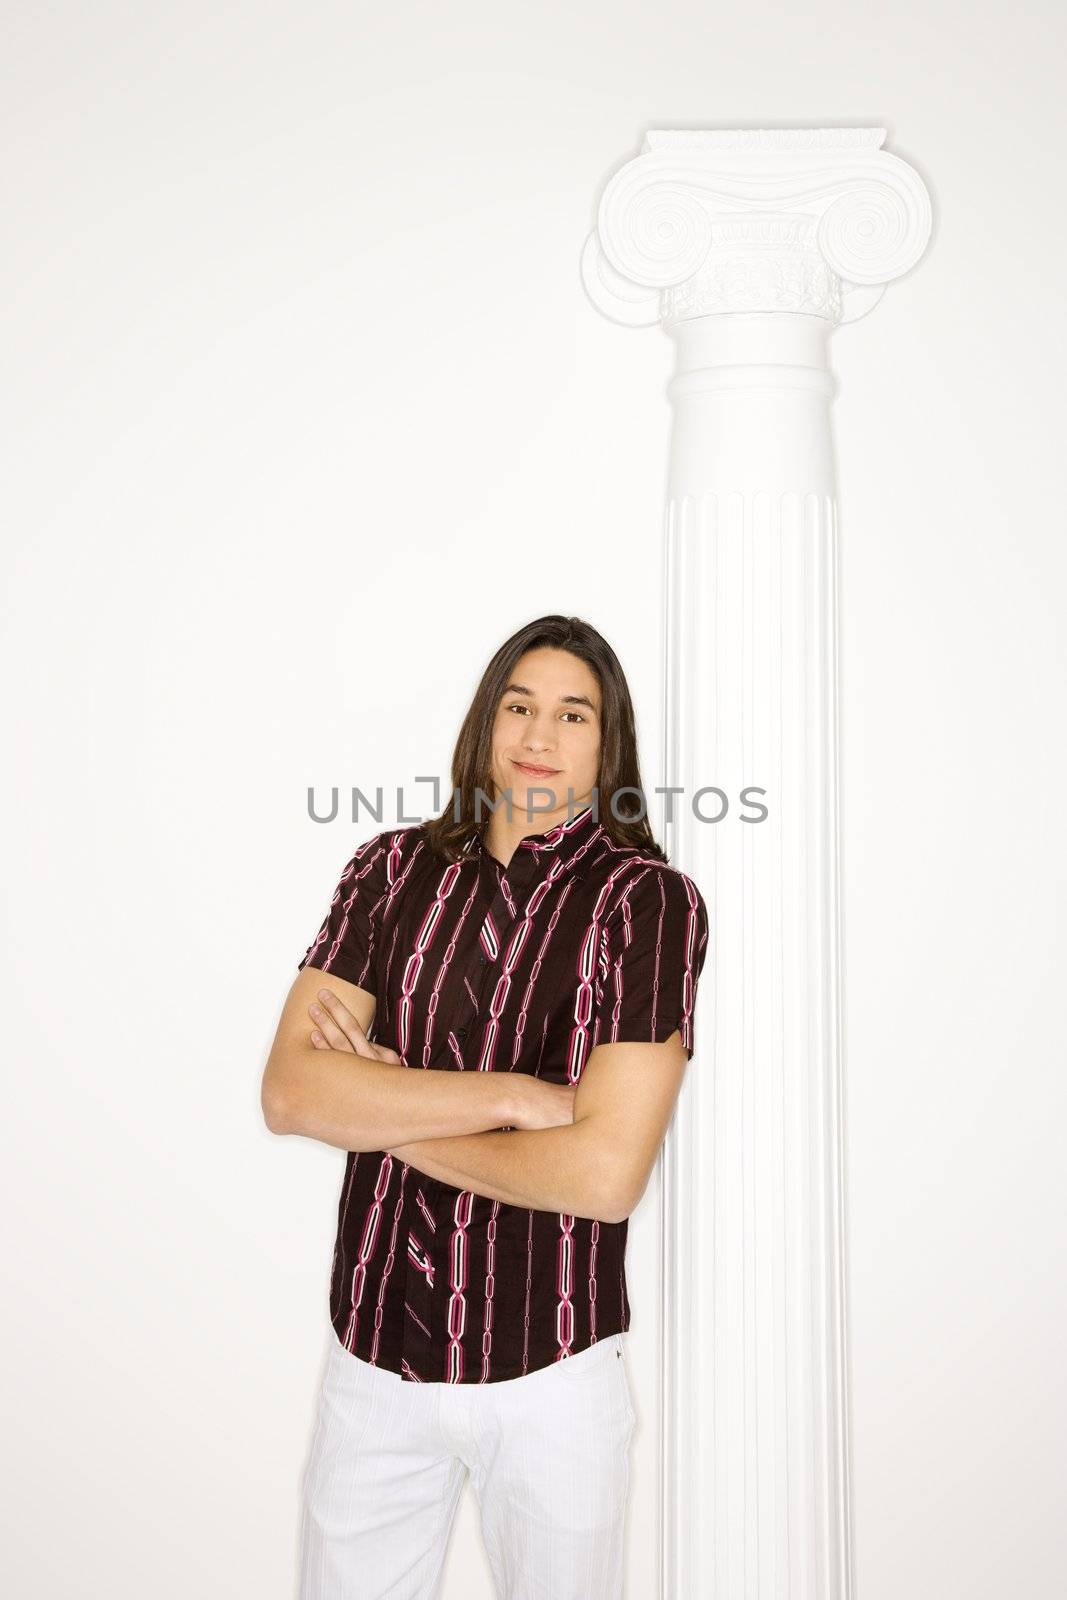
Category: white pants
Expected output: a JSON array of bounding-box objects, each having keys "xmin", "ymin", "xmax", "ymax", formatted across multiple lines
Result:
[{"xmin": 298, "ymin": 1329, "xmax": 637, "ymax": 1600}]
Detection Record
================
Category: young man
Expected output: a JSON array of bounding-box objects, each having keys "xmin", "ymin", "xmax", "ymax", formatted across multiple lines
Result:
[{"xmin": 262, "ymin": 615, "xmax": 709, "ymax": 1599}]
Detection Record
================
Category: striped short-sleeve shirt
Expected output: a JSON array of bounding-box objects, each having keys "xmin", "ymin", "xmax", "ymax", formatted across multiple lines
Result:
[{"xmin": 297, "ymin": 802, "xmax": 710, "ymax": 1384}]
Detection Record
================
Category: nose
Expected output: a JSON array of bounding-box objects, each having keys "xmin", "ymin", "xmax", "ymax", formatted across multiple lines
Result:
[
  {"xmin": 522, "ymin": 713, "xmax": 558, "ymax": 754},
  {"xmin": 523, "ymin": 736, "xmax": 556, "ymax": 759}
]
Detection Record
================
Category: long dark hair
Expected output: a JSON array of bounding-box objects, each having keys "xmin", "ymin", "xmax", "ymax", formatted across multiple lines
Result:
[{"xmin": 423, "ymin": 614, "xmax": 668, "ymax": 865}]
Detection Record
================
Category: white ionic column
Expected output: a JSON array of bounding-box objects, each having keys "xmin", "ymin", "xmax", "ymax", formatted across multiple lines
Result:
[{"xmin": 582, "ymin": 128, "xmax": 932, "ymax": 1599}]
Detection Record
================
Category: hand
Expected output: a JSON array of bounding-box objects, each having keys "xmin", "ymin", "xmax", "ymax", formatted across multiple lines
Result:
[
  {"xmin": 509, "ymin": 1076, "xmax": 579, "ymax": 1132},
  {"xmin": 308, "ymin": 987, "xmax": 404, "ymax": 1065}
]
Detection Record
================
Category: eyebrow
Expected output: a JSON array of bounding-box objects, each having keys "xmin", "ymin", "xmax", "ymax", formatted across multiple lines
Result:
[{"xmin": 502, "ymin": 682, "xmax": 599, "ymax": 713}]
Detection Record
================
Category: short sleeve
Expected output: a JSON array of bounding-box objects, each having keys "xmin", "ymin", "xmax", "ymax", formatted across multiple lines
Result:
[
  {"xmin": 595, "ymin": 865, "xmax": 710, "ymax": 1060},
  {"xmin": 297, "ymin": 831, "xmax": 398, "ymax": 995}
]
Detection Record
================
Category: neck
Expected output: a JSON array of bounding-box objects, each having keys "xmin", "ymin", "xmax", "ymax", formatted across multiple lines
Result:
[{"xmin": 484, "ymin": 796, "xmax": 591, "ymax": 868}]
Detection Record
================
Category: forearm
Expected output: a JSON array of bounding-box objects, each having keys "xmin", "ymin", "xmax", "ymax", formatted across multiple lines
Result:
[
  {"xmin": 271, "ymin": 1047, "xmax": 521, "ymax": 1152},
  {"xmin": 388, "ymin": 1121, "xmax": 623, "ymax": 1222}
]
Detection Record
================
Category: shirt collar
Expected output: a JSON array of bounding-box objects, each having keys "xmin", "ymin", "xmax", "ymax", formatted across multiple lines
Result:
[{"xmin": 463, "ymin": 802, "xmax": 604, "ymax": 874}]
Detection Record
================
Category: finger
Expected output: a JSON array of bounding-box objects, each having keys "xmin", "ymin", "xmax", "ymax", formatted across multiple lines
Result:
[
  {"xmin": 315, "ymin": 988, "xmax": 378, "ymax": 1057},
  {"xmin": 307, "ymin": 1000, "xmax": 355, "ymax": 1052},
  {"xmin": 310, "ymin": 1029, "xmax": 330, "ymax": 1049}
]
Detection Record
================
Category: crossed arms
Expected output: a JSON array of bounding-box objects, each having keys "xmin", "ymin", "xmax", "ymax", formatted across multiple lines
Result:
[{"xmin": 260, "ymin": 967, "xmax": 689, "ymax": 1225}]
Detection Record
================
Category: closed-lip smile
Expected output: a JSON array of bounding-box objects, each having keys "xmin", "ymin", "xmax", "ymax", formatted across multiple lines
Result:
[{"xmin": 512, "ymin": 760, "xmax": 560, "ymax": 776}]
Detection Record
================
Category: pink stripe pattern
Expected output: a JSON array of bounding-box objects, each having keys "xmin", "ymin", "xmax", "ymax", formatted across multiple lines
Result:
[{"xmin": 297, "ymin": 803, "xmax": 709, "ymax": 1383}]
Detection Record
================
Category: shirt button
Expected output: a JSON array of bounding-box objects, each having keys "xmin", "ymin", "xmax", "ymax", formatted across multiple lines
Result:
[{"xmin": 455, "ymin": 1026, "xmax": 468, "ymax": 1043}]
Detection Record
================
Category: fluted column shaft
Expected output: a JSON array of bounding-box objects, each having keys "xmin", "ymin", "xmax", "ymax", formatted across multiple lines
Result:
[{"xmin": 663, "ymin": 314, "xmax": 843, "ymax": 1600}]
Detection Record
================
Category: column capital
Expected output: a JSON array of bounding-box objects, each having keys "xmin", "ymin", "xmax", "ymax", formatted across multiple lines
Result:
[{"xmin": 581, "ymin": 127, "xmax": 932, "ymax": 327}]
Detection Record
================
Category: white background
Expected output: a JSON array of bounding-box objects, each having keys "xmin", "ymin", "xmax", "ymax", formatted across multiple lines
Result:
[{"xmin": 3, "ymin": 3, "xmax": 1065, "ymax": 1596}]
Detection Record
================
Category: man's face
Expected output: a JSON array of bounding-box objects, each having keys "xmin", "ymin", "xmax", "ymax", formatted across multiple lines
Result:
[{"xmin": 488, "ymin": 646, "xmax": 602, "ymax": 826}]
